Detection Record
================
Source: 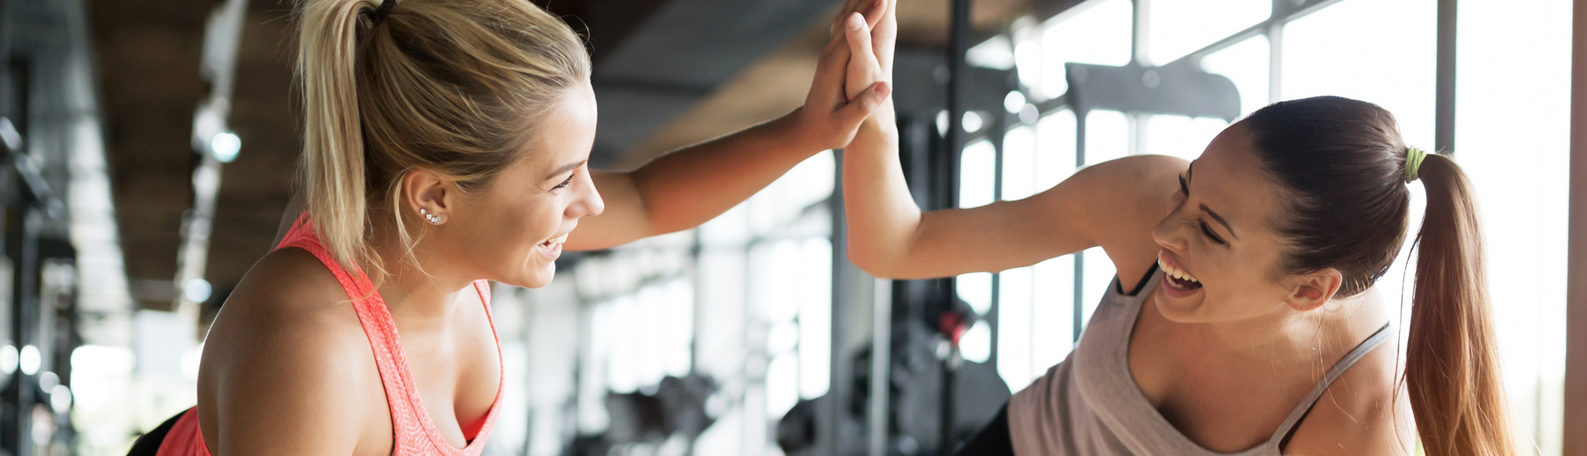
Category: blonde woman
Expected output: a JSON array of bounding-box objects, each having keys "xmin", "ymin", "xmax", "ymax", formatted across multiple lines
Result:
[
  {"xmin": 129, "ymin": 0, "xmax": 892, "ymax": 453},
  {"xmin": 836, "ymin": 5, "xmax": 1511, "ymax": 452}
]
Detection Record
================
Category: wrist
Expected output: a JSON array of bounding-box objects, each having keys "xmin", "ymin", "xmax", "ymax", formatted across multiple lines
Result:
[
  {"xmin": 776, "ymin": 108, "xmax": 827, "ymax": 153},
  {"xmin": 860, "ymin": 104, "xmax": 897, "ymax": 134}
]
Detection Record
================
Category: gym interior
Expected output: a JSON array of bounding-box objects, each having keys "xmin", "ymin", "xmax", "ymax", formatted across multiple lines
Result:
[{"xmin": 1, "ymin": 0, "xmax": 1582, "ymax": 454}]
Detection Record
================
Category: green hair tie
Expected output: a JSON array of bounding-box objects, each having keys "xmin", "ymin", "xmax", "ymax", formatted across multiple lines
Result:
[{"xmin": 1404, "ymin": 146, "xmax": 1427, "ymax": 182}]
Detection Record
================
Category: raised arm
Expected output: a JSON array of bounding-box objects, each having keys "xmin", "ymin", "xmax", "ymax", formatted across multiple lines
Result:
[
  {"xmin": 830, "ymin": 0, "xmax": 1180, "ymax": 279},
  {"xmin": 564, "ymin": 8, "xmax": 891, "ymax": 251},
  {"xmin": 843, "ymin": 144, "xmax": 1187, "ymax": 279}
]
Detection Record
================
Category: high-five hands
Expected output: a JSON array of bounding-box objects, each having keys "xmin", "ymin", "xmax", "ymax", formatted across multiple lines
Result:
[
  {"xmin": 831, "ymin": 0, "xmax": 895, "ymax": 101},
  {"xmin": 794, "ymin": 0, "xmax": 895, "ymax": 151}
]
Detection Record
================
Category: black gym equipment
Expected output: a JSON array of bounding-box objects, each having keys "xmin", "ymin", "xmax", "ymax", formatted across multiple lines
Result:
[{"xmin": 776, "ymin": 323, "xmax": 1010, "ymax": 456}]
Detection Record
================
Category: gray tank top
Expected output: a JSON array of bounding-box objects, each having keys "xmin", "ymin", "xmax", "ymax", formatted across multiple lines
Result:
[{"xmin": 1007, "ymin": 267, "xmax": 1393, "ymax": 455}]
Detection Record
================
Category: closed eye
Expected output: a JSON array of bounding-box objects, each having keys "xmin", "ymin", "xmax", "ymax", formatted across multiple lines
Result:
[
  {"xmin": 551, "ymin": 173, "xmax": 575, "ymax": 191},
  {"xmin": 1200, "ymin": 222, "xmax": 1227, "ymax": 245},
  {"xmin": 1181, "ymin": 174, "xmax": 1227, "ymax": 245}
]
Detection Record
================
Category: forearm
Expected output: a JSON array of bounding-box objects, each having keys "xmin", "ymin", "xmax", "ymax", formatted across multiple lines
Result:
[
  {"xmin": 625, "ymin": 110, "xmax": 826, "ymax": 235},
  {"xmin": 841, "ymin": 107, "xmax": 920, "ymax": 276}
]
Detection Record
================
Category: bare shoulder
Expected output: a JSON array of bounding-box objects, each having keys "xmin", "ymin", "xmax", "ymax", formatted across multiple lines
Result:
[
  {"xmin": 197, "ymin": 248, "xmax": 384, "ymax": 453},
  {"xmin": 1059, "ymin": 154, "xmax": 1187, "ymax": 290},
  {"xmin": 201, "ymin": 247, "xmax": 362, "ymax": 359},
  {"xmin": 1284, "ymin": 337, "xmax": 1417, "ymax": 455}
]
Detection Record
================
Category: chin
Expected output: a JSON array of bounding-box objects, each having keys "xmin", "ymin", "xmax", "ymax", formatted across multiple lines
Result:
[
  {"xmin": 1151, "ymin": 287, "xmax": 1209, "ymax": 323},
  {"xmin": 508, "ymin": 263, "xmax": 557, "ymax": 289}
]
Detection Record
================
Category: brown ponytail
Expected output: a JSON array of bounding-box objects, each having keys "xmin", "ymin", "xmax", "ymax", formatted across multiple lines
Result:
[
  {"xmin": 1243, "ymin": 96, "xmax": 1515, "ymax": 455},
  {"xmin": 1405, "ymin": 153, "xmax": 1515, "ymax": 455}
]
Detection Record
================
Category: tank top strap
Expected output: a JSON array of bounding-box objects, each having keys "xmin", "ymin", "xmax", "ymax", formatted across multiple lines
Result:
[
  {"xmin": 1268, "ymin": 322, "xmax": 1395, "ymax": 447},
  {"xmin": 272, "ymin": 214, "xmax": 431, "ymax": 454}
]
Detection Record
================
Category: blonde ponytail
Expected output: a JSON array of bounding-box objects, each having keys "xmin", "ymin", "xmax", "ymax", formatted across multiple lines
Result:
[{"xmin": 297, "ymin": 0, "xmax": 379, "ymax": 272}]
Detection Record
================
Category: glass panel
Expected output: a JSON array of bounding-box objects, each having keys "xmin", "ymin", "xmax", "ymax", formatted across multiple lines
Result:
[
  {"xmin": 961, "ymin": 320, "xmax": 993, "ymax": 363},
  {"xmin": 1453, "ymin": 0, "xmax": 1571, "ymax": 451},
  {"xmin": 748, "ymin": 153, "xmax": 835, "ymax": 234},
  {"xmin": 958, "ymin": 137, "xmax": 998, "ymax": 329},
  {"xmin": 1030, "ymin": 257, "xmax": 1075, "ymax": 365},
  {"xmin": 1029, "ymin": 0, "xmax": 1133, "ymax": 98},
  {"xmin": 1200, "ymin": 34, "xmax": 1271, "ymax": 115},
  {"xmin": 797, "ymin": 239, "xmax": 832, "ymax": 398},
  {"xmin": 1147, "ymin": 0, "xmax": 1270, "ymax": 65},
  {"xmin": 1080, "ymin": 246, "xmax": 1116, "ymax": 324},
  {"xmin": 1084, "ymin": 109, "xmax": 1130, "ymax": 165},
  {"xmin": 968, "ymin": 34, "xmax": 1016, "ymax": 70},
  {"xmin": 1002, "ymin": 125, "xmax": 1037, "ymax": 200},
  {"xmin": 996, "ymin": 265, "xmax": 1034, "ymax": 387},
  {"xmin": 958, "ymin": 139, "xmax": 997, "ymax": 208},
  {"xmin": 766, "ymin": 350, "xmax": 799, "ymax": 416},
  {"xmin": 957, "ymin": 272, "xmax": 993, "ymax": 315},
  {"xmin": 1036, "ymin": 109, "xmax": 1078, "ymax": 188},
  {"xmin": 1281, "ymin": 0, "xmax": 1437, "ymax": 147},
  {"xmin": 1144, "ymin": 114, "xmax": 1229, "ymax": 161}
]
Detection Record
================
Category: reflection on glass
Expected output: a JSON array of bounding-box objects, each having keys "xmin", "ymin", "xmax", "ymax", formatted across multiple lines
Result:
[
  {"xmin": 1282, "ymin": 0, "xmax": 1436, "ymax": 146},
  {"xmin": 1200, "ymin": 34, "xmax": 1270, "ymax": 115},
  {"xmin": 1147, "ymin": 0, "xmax": 1270, "ymax": 64},
  {"xmin": 1031, "ymin": 0, "xmax": 1132, "ymax": 98},
  {"xmin": 1002, "ymin": 126, "xmax": 1037, "ymax": 200},
  {"xmin": 1452, "ymin": 0, "xmax": 1571, "ymax": 451},
  {"xmin": 997, "ymin": 265, "xmax": 1033, "ymax": 387},
  {"xmin": 959, "ymin": 139, "xmax": 997, "ymax": 209},
  {"xmin": 1145, "ymin": 114, "xmax": 1228, "ymax": 161}
]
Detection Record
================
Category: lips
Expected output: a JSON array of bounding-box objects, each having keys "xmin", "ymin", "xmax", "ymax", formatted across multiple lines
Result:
[
  {"xmin": 536, "ymin": 232, "xmax": 568, "ymax": 260},
  {"xmin": 540, "ymin": 233, "xmax": 568, "ymax": 247}
]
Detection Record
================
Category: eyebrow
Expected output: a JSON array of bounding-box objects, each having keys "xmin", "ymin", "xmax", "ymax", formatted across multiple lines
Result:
[
  {"xmin": 1186, "ymin": 162, "xmax": 1239, "ymax": 240},
  {"xmin": 544, "ymin": 160, "xmax": 587, "ymax": 180},
  {"xmin": 1200, "ymin": 204, "xmax": 1238, "ymax": 240}
]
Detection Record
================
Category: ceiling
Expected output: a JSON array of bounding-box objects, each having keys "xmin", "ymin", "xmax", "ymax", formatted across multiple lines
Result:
[{"xmin": 85, "ymin": 0, "xmax": 1065, "ymax": 309}]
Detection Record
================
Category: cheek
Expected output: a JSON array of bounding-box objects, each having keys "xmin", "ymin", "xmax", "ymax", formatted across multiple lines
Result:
[{"xmin": 513, "ymin": 197, "xmax": 570, "ymax": 242}]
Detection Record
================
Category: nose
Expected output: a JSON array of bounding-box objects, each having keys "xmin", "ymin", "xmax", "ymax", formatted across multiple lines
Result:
[
  {"xmin": 1151, "ymin": 212, "xmax": 1188, "ymax": 253},
  {"xmin": 569, "ymin": 172, "xmax": 604, "ymax": 218}
]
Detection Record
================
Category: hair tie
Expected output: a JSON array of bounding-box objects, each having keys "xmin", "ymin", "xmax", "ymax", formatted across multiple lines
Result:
[
  {"xmin": 1404, "ymin": 146, "xmax": 1427, "ymax": 182},
  {"xmin": 370, "ymin": 0, "xmax": 396, "ymax": 24}
]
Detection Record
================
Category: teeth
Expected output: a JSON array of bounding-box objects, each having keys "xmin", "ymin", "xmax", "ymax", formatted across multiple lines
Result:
[
  {"xmin": 544, "ymin": 234, "xmax": 569, "ymax": 246},
  {"xmin": 1157, "ymin": 257, "xmax": 1200, "ymax": 284}
]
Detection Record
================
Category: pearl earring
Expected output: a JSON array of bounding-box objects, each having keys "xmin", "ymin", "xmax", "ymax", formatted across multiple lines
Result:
[{"xmin": 419, "ymin": 207, "xmax": 444, "ymax": 225}]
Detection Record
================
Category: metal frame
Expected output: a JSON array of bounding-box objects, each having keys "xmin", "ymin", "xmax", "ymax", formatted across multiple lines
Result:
[
  {"xmin": 1434, "ymin": 0, "xmax": 1457, "ymax": 155},
  {"xmin": 1564, "ymin": 0, "xmax": 1586, "ymax": 451}
]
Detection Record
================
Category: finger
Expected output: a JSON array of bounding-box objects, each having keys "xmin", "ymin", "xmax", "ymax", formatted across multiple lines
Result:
[
  {"xmin": 870, "ymin": 0, "xmax": 898, "ymax": 74},
  {"xmin": 815, "ymin": 33, "xmax": 853, "ymax": 102},
  {"xmin": 834, "ymin": 0, "xmax": 878, "ymax": 39},
  {"xmin": 844, "ymin": 13, "xmax": 881, "ymax": 99},
  {"xmin": 862, "ymin": 0, "xmax": 886, "ymax": 28},
  {"xmin": 830, "ymin": 2, "xmax": 856, "ymax": 41},
  {"xmin": 835, "ymin": 82, "xmax": 891, "ymax": 127},
  {"xmin": 844, "ymin": 13, "xmax": 875, "ymax": 65}
]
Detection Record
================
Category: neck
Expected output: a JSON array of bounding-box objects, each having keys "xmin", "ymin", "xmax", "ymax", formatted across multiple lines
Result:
[
  {"xmin": 1189, "ymin": 290, "xmax": 1386, "ymax": 369},
  {"xmin": 364, "ymin": 214, "xmax": 474, "ymax": 326}
]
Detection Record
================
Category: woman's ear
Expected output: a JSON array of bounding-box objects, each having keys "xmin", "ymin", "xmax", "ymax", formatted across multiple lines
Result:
[
  {"xmin": 402, "ymin": 169, "xmax": 454, "ymax": 224},
  {"xmin": 1283, "ymin": 267, "xmax": 1343, "ymax": 311}
]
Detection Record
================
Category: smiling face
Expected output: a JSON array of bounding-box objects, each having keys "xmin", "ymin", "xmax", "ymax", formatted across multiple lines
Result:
[
  {"xmin": 430, "ymin": 80, "xmax": 604, "ymax": 288},
  {"xmin": 1149, "ymin": 122, "xmax": 1337, "ymax": 323}
]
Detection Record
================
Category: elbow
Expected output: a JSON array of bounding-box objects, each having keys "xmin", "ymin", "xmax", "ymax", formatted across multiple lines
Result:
[{"xmin": 845, "ymin": 241, "xmax": 903, "ymax": 278}]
